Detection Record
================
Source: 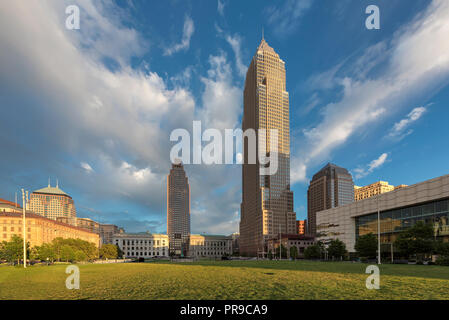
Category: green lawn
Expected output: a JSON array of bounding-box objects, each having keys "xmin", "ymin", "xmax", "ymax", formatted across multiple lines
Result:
[{"xmin": 1, "ymin": 260, "xmax": 449, "ymax": 300}]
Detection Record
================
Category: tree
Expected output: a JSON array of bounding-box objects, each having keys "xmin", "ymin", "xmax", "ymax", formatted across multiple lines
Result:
[
  {"xmin": 327, "ymin": 239, "xmax": 346, "ymax": 260},
  {"xmin": 355, "ymin": 233, "xmax": 378, "ymax": 258},
  {"xmin": 267, "ymin": 250, "xmax": 273, "ymax": 260},
  {"xmin": 99, "ymin": 244, "xmax": 119, "ymax": 259},
  {"xmin": 304, "ymin": 245, "xmax": 321, "ymax": 260},
  {"xmin": 275, "ymin": 244, "xmax": 287, "ymax": 259},
  {"xmin": 3, "ymin": 235, "xmax": 28, "ymax": 264},
  {"xmin": 395, "ymin": 221, "xmax": 435, "ymax": 261},
  {"xmin": 36, "ymin": 243, "xmax": 57, "ymax": 262},
  {"xmin": 289, "ymin": 246, "xmax": 298, "ymax": 260}
]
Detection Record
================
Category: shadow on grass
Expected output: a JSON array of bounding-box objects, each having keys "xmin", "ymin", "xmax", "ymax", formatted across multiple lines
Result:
[{"xmin": 151, "ymin": 259, "xmax": 449, "ymax": 280}]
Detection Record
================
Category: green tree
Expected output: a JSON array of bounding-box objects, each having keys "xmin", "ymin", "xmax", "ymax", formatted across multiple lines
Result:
[
  {"xmin": 267, "ymin": 250, "xmax": 273, "ymax": 260},
  {"xmin": 304, "ymin": 245, "xmax": 321, "ymax": 260},
  {"xmin": 327, "ymin": 239, "xmax": 346, "ymax": 260},
  {"xmin": 395, "ymin": 221, "xmax": 435, "ymax": 261},
  {"xmin": 36, "ymin": 243, "xmax": 57, "ymax": 262},
  {"xmin": 275, "ymin": 244, "xmax": 287, "ymax": 259},
  {"xmin": 99, "ymin": 244, "xmax": 119, "ymax": 259},
  {"xmin": 289, "ymin": 246, "xmax": 298, "ymax": 260},
  {"xmin": 355, "ymin": 233, "xmax": 378, "ymax": 258},
  {"xmin": 3, "ymin": 235, "xmax": 29, "ymax": 264}
]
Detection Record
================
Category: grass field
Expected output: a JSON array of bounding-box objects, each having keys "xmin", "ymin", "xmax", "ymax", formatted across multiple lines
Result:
[{"xmin": 1, "ymin": 260, "xmax": 449, "ymax": 300}]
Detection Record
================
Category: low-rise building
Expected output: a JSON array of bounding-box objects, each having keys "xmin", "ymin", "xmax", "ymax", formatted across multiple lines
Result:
[
  {"xmin": 56, "ymin": 217, "xmax": 100, "ymax": 235},
  {"xmin": 100, "ymin": 223, "xmax": 120, "ymax": 245},
  {"xmin": 113, "ymin": 233, "xmax": 169, "ymax": 258},
  {"xmin": 266, "ymin": 234, "xmax": 316, "ymax": 258},
  {"xmin": 317, "ymin": 174, "xmax": 449, "ymax": 252},
  {"xmin": 0, "ymin": 211, "xmax": 100, "ymax": 247},
  {"xmin": 189, "ymin": 234, "xmax": 233, "ymax": 258}
]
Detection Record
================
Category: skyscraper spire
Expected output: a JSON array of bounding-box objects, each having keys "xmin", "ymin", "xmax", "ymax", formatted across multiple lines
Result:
[
  {"xmin": 56, "ymin": 179, "xmax": 59, "ymax": 188},
  {"xmin": 262, "ymin": 27, "xmax": 264, "ymax": 41},
  {"xmin": 48, "ymin": 177, "xmax": 50, "ymax": 188}
]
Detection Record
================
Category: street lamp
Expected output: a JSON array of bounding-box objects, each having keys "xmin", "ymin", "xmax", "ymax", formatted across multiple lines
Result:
[
  {"xmin": 377, "ymin": 192, "xmax": 381, "ymax": 265},
  {"xmin": 21, "ymin": 189, "xmax": 28, "ymax": 268}
]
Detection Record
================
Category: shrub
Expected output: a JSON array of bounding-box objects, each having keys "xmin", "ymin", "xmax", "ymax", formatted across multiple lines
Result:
[{"xmin": 436, "ymin": 256, "xmax": 449, "ymax": 266}]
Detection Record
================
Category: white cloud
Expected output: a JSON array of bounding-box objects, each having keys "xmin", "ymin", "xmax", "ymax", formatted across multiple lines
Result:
[
  {"xmin": 81, "ymin": 162, "xmax": 94, "ymax": 174},
  {"xmin": 388, "ymin": 106, "xmax": 428, "ymax": 140},
  {"xmin": 291, "ymin": 0, "xmax": 449, "ymax": 185},
  {"xmin": 265, "ymin": 0, "xmax": 313, "ymax": 36},
  {"xmin": 225, "ymin": 34, "xmax": 247, "ymax": 78},
  {"xmin": 353, "ymin": 153, "xmax": 389, "ymax": 179},
  {"xmin": 217, "ymin": 0, "xmax": 226, "ymax": 16},
  {"xmin": 0, "ymin": 1, "xmax": 241, "ymax": 234},
  {"xmin": 164, "ymin": 15, "xmax": 195, "ymax": 56}
]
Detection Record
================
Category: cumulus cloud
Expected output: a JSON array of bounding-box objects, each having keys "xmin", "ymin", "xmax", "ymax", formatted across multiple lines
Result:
[
  {"xmin": 291, "ymin": 0, "xmax": 449, "ymax": 185},
  {"xmin": 0, "ymin": 1, "xmax": 240, "ymax": 234},
  {"xmin": 353, "ymin": 153, "xmax": 389, "ymax": 179},
  {"xmin": 164, "ymin": 15, "xmax": 195, "ymax": 56}
]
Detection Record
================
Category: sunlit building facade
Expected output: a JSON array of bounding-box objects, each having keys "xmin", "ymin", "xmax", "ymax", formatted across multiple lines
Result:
[
  {"xmin": 29, "ymin": 182, "xmax": 76, "ymax": 221},
  {"xmin": 167, "ymin": 162, "xmax": 190, "ymax": 256},
  {"xmin": 307, "ymin": 163, "xmax": 354, "ymax": 235},
  {"xmin": 316, "ymin": 174, "xmax": 449, "ymax": 252},
  {"xmin": 240, "ymin": 38, "xmax": 296, "ymax": 256},
  {"xmin": 189, "ymin": 234, "xmax": 233, "ymax": 258},
  {"xmin": 354, "ymin": 181, "xmax": 408, "ymax": 201},
  {"xmin": 113, "ymin": 233, "xmax": 169, "ymax": 258}
]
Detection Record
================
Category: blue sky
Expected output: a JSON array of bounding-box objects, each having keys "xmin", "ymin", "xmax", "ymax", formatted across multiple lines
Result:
[{"xmin": 1, "ymin": 0, "xmax": 448, "ymax": 235}]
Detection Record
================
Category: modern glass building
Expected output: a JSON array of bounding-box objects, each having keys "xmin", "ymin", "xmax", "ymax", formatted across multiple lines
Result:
[
  {"xmin": 355, "ymin": 198, "xmax": 449, "ymax": 244},
  {"xmin": 316, "ymin": 174, "xmax": 449, "ymax": 252}
]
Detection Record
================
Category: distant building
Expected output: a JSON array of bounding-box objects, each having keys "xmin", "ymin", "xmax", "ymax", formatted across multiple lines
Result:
[
  {"xmin": 99, "ymin": 224, "xmax": 119, "ymax": 245},
  {"xmin": 266, "ymin": 234, "xmax": 316, "ymax": 259},
  {"xmin": 56, "ymin": 217, "xmax": 100, "ymax": 235},
  {"xmin": 113, "ymin": 233, "xmax": 169, "ymax": 258},
  {"xmin": 29, "ymin": 181, "xmax": 76, "ymax": 221},
  {"xmin": 296, "ymin": 220, "xmax": 306, "ymax": 235},
  {"xmin": 316, "ymin": 174, "xmax": 449, "ymax": 252},
  {"xmin": 0, "ymin": 211, "xmax": 100, "ymax": 247},
  {"xmin": 307, "ymin": 163, "xmax": 354, "ymax": 235},
  {"xmin": 189, "ymin": 234, "xmax": 233, "ymax": 258},
  {"xmin": 0, "ymin": 198, "xmax": 21, "ymax": 213},
  {"xmin": 167, "ymin": 161, "xmax": 190, "ymax": 256},
  {"xmin": 354, "ymin": 181, "xmax": 409, "ymax": 201},
  {"xmin": 231, "ymin": 232, "xmax": 239, "ymax": 255}
]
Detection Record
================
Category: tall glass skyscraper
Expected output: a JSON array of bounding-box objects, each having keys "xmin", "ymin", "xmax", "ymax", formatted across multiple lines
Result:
[
  {"xmin": 167, "ymin": 161, "xmax": 190, "ymax": 256},
  {"xmin": 307, "ymin": 163, "xmax": 354, "ymax": 235},
  {"xmin": 240, "ymin": 38, "xmax": 296, "ymax": 256}
]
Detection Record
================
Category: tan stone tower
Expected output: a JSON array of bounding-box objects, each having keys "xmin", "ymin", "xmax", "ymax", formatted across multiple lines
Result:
[
  {"xmin": 167, "ymin": 161, "xmax": 190, "ymax": 256},
  {"xmin": 240, "ymin": 38, "xmax": 296, "ymax": 256}
]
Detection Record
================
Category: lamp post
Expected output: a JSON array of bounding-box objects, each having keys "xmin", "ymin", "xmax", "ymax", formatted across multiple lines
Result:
[
  {"xmin": 21, "ymin": 189, "xmax": 27, "ymax": 268},
  {"xmin": 377, "ymin": 192, "xmax": 381, "ymax": 265}
]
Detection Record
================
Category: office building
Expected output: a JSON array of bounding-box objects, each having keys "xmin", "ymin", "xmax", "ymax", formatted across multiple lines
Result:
[
  {"xmin": 307, "ymin": 163, "xmax": 354, "ymax": 235},
  {"xmin": 266, "ymin": 234, "xmax": 315, "ymax": 258},
  {"xmin": 113, "ymin": 233, "xmax": 169, "ymax": 258},
  {"xmin": 316, "ymin": 174, "xmax": 449, "ymax": 252},
  {"xmin": 0, "ymin": 211, "xmax": 100, "ymax": 247},
  {"xmin": 354, "ymin": 181, "xmax": 408, "ymax": 201},
  {"xmin": 29, "ymin": 181, "xmax": 76, "ymax": 221},
  {"xmin": 56, "ymin": 216, "xmax": 100, "ymax": 235},
  {"xmin": 189, "ymin": 234, "xmax": 233, "ymax": 258},
  {"xmin": 167, "ymin": 161, "xmax": 190, "ymax": 256},
  {"xmin": 296, "ymin": 220, "xmax": 306, "ymax": 235},
  {"xmin": 240, "ymin": 37, "xmax": 296, "ymax": 256},
  {"xmin": 100, "ymin": 223, "xmax": 120, "ymax": 245}
]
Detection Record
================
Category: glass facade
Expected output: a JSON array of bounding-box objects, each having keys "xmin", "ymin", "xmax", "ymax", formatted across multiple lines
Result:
[{"xmin": 355, "ymin": 198, "xmax": 449, "ymax": 243}]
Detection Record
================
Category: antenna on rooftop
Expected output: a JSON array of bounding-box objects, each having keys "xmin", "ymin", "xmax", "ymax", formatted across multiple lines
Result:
[{"xmin": 48, "ymin": 177, "xmax": 50, "ymax": 188}]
